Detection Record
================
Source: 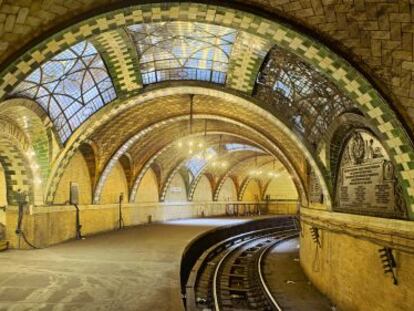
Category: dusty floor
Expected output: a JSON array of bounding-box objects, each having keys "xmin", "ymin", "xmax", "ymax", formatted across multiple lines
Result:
[
  {"xmin": 0, "ymin": 218, "xmax": 250, "ymax": 311},
  {"xmin": 263, "ymin": 237, "xmax": 334, "ymax": 311}
]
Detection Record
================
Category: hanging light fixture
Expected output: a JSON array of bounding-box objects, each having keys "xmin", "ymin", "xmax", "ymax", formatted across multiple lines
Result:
[
  {"xmin": 177, "ymin": 94, "xmax": 204, "ymax": 154},
  {"xmin": 249, "ymin": 154, "xmax": 262, "ymax": 176},
  {"xmin": 211, "ymin": 135, "xmax": 227, "ymax": 169},
  {"xmin": 267, "ymin": 159, "xmax": 280, "ymax": 178}
]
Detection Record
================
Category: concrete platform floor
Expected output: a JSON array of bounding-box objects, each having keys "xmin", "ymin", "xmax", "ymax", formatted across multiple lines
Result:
[
  {"xmin": 0, "ymin": 218, "xmax": 251, "ymax": 311},
  {"xmin": 263, "ymin": 237, "xmax": 334, "ymax": 311}
]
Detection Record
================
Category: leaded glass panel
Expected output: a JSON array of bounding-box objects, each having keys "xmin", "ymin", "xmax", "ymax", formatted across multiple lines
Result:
[
  {"xmin": 225, "ymin": 143, "xmax": 263, "ymax": 153},
  {"xmin": 12, "ymin": 41, "xmax": 116, "ymax": 142},
  {"xmin": 255, "ymin": 46, "xmax": 356, "ymax": 146},
  {"xmin": 127, "ymin": 22, "xmax": 237, "ymax": 85}
]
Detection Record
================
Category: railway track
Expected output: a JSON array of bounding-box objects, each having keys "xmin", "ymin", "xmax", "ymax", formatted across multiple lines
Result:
[{"xmin": 185, "ymin": 217, "xmax": 299, "ymax": 311}]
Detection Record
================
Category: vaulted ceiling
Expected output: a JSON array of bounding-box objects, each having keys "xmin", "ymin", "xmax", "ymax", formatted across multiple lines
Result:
[{"xmin": 0, "ymin": 1, "xmax": 414, "ymax": 217}]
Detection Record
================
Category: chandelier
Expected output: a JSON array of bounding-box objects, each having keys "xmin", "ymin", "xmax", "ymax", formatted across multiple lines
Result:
[
  {"xmin": 177, "ymin": 94, "xmax": 205, "ymax": 155},
  {"xmin": 249, "ymin": 157, "xmax": 280, "ymax": 178},
  {"xmin": 210, "ymin": 135, "xmax": 228, "ymax": 169}
]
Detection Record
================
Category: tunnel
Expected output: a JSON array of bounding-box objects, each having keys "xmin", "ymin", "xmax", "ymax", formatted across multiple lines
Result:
[{"xmin": 0, "ymin": 1, "xmax": 413, "ymax": 310}]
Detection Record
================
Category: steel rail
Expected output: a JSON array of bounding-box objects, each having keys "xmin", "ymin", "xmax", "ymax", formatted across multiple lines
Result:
[
  {"xmin": 257, "ymin": 233, "xmax": 299, "ymax": 311},
  {"xmin": 212, "ymin": 231, "xmax": 296, "ymax": 311}
]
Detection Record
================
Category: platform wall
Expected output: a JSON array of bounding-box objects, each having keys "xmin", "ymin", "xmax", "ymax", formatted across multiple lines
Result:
[
  {"xmin": 300, "ymin": 207, "xmax": 414, "ymax": 311},
  {"xmin": 3, "ymin": 201, "xmax": 296, "ymax": 249}
]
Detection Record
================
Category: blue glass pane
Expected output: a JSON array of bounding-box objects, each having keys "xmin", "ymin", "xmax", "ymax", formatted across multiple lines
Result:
[{"xmin": 12, "ymin": 40, "xmax": 116, "ymax": 143}]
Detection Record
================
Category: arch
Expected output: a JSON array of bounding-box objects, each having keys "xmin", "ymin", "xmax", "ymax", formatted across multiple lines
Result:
[
  {"xmin": 119, "ymin": 153, "xmax": 133, "ymax": 191},
  {"xmin": 53, "ymin": 151, "xmax": 92, "ymax": 205},
  {"xmin": 0, "ymin": 163, "xmax": 5, "ymax": 241},
  {"xmin": 10, "ymin": 41, "xmax": 117, "ymax": 143},
  {"xmin": 100, "ymin": 160, "xmax": 129, "ymax": 204},
  {"xmin": 0, "ymin": 122, "xmax": 39, "ymax": 205},
  {"xmin": 78, "ymin": 142, "xmax": 98, "ymax": 190},
  {"xmin": 135, "ymin": 167, "xmax": 159, "ymax": 203},
  {"xmin": 164, "ymin": 172, "xmax": 187, "ymax": 203},
  {"xmin": 192, "ymin": 174, "xmax": 213, "ymax": 202},
  {"xmin": 0, "ymin": 98, "xmax": 55, "ymax": 188},
  {"xmin": 216, "ymin": 177, "xmax": 238, "ymax": 202},
  {"xmin": 0, "ymin": 163, "xmax": 6, "ymax": 207},
  {"xmin": 160, "ymin": 163, "xmax": 187, "ymax": 202},
  {"xmin": 264, "ymin": 174, "xmax": 299, "ymax": 201},
  {"xmin": 134, "ymin": 132, "xmax": 265, "ymax": 203},
  {"xmin": 0, "ymin": 2, "xmax": 412, "ymax": 216},
  {"xmin": 240, "ymin": 178, "xmax": 261, "ymax": 201},
  {"xmin": 91, "ymin": 112, "xmax": 307, "ymax": 205}
]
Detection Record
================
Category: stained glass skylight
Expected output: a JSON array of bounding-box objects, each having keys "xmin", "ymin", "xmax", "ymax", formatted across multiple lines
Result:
[
  {"xmin": 127, "ymin": 22, "xmax": 237, "ymax": 85},
  {"xmin": 225, "ymin": 143, "xmax": 264, "ymax": 153},
  {"xmin": 186, "ymin": 157, "xmax": 206, "ymax": 176},
  {"xmin": 12, "ymin": 41, "xmax": 116, "ymax": 142},
  {"xmin": 186, "ymin": 148, "xmax": 217, "ymax": 176}
]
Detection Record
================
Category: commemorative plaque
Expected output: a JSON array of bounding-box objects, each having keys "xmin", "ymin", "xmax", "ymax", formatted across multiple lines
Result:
[{"xmin": 334, "ymin": 130, "xmax": 406, "ymax": 218}]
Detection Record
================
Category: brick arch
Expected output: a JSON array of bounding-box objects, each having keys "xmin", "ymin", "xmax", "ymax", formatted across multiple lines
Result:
[
  {"xmin": 78, "ymin": 141, "xmax": 98, "ymax": 193},
  {"xmin": 44, "ymin": 87, "xmax": 323, "ymax": 208},
  {"xmin": 238, "ymin": 177, "xmax": 262, "ymax": 201},
  {"xmin": 162, "ymin": 169, "xmax": 188, "ymax": 202},
  {"xmin": 119, "ymin": 153, "xmax": 133, "ymax": 191},
  {"xmin": 0, "ymin": 137, "xmax": 34, "ymax": 205},
  {"xmin": 191, "ymin": 174, "xmax": 214, "ymax": 202},
  {"xmin": 214, "ymin": 176, "xmax": 239, "ymax": 202},
  {"xmin": 97, "ymin": 117, "xmax": 306, "ymax": 206},
  {"xmin": 0, "ymin": 98, "xmax": 54, "ymax": 190}
]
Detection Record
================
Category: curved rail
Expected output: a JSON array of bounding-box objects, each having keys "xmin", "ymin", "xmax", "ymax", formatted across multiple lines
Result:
[
  {"xmin": 212, "ymin": 232, "xmax": 298, "ymax": 311},
  {"xmin": 257, "ymin": 238, "xmax": 290, "ymax": 311}
]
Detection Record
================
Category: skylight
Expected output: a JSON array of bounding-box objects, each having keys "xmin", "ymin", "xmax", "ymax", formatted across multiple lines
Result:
[
  {"xmin": 12, "ymin": 41, "xmax": 116, "ymax": 142},
  {"xmin": 127, "ymin": 22, "xmax": 237, "ymax": 85},
  {"xmin": 225, "ymin": 143, "xmax": 263, "ymax": 153},
  {"xmin": 186, "ymin": 147, "xmax": 217, "ymax": 176}
]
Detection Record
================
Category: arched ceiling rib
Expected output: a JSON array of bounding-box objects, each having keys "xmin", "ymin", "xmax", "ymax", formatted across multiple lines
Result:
[{"xmin": 87, "ymin": 94, "xmax": 307, "ymax": 176}]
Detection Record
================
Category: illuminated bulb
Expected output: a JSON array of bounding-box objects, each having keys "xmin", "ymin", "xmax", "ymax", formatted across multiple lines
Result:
[
  {"xmin": 268, "ymin": 172, "xmax": 273, "ymax": 176},
  {"xmin": 212, "ymin": 161, "xmax": 217, "ymax": 167},
  {"xmin": 198, "ymin": 142, "xmax": 204, "ymax": 148},
  {"xmin": 26, "ymin": 150, "xmax": 35, "ymax": 158},
  {"xmin": 188, "ymin": 141, "xmax": 194, "ymax": 147},
  {"xmin": 177, "ymin": 141, "xmax": 183, "ymax": 148},
  {"xmin": 188, "ymin": 149, "xmax": 193, "ymax": 154},
  {"xmin": 221, "ymin": 162, "xmax": 227, "ymax": 168},
  {"xmin": 34, "ymin": 177, "xmax": 42, "ymax": 184},
  {"xmin": 31, "ymin": 163, "xmax": 39, "ymax": 171}
]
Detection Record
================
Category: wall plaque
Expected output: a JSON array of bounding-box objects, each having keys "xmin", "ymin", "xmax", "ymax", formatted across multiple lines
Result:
[{"xmin": 335, "ymin": 130, "xmax": 406, "ymax": 218}]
